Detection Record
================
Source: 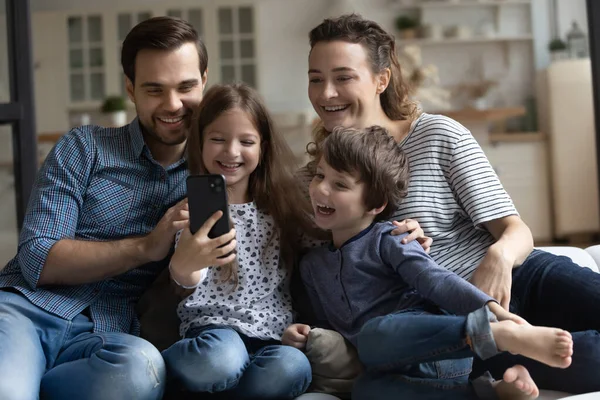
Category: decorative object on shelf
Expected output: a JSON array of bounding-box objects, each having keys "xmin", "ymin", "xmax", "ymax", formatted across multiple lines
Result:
[
  {"xmin": 101, "ymin": 96, "xmax": 128, "ymax": 127},
  {"xmin": 395, "ymin": 15, "xmax": 420, "ymax": 39},
  {"xmin": 548, "ymin": 38, "xmax": 568, "ymax": 62},
  {"xmin": 420, "ymin": 24, "xmax": 443, "ymax": 40},
  {"xmin": 445, "ymin": 25, "xmax": 472, "ymax": 39},
  {"xmin": 566, "ymin": 21, "xmax": 589, "ymax": 59},
  {"xmin": 399, "ymin": 45, "xmax": 451, "ymax": 110},
  {"xmin": 459, "ymin": 80, "xmax": 498, "ymax": 109}
]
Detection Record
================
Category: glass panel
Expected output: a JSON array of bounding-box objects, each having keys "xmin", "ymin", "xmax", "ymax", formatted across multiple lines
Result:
[
  {"xmin": 87, "ymin": 15, "xmax": 102, "ymax": 42},
  {"xmin": 137, "ymin": 12, "xmax": 152, "ymax": 22},
  {"xmin": 218, "ymin": 8, "xmax": 233, "ymax": 34},
  {"xmin": 0, "ymin": 4, "xmax": 8, "ymax": 102},
  {"xmin": 240, "ymin": 39, "xmax": 254, "ymax": 58},
  {"xmin": 90, "ymin": 73, "xmax": 105, "ymax": 100},
  {"xmin": 241, "ymin": 64, "xmax": 256, "ymax": 87},
  {"xmin": 221, "ymin": 65, "xmax": 235, "ymax": 83},
  {"xmin": 117, "ymin": 14, "xmax": 132, "ymax": 41},
  {"xmin": 89, "ymin": 47, "xmax": 103, "ymax": 67},
  {"xmin": 70, "ymin": 73, "xmax": 85, "ymax": 101},
  {"xmin": 69, "ymin": 49, "xmax": 84, "ymax": 69},
  {"xmin": 219, "ymin": 40, "xmax": 234, "ymax": 60},
  {"xmin": 68, "ymin": 16, "xmax": 83, "ymax": 44},
  {"xmin": 239, "ymin": 7, "xmax": 253, "ymax": 34},
  {"xmin": 167, "ymin": 9, "xmax": 182, "ymax": 18},
  {"xmin": 188, "ymin": 9, "xmax": 203, "ymax": 35}
]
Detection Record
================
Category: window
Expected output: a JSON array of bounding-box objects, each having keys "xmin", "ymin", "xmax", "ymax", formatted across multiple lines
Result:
[
  {"xmin": 117, "ymin": 11, "xmax": 153, "ymax": 95},
  {"xmin": 217, "ymin": 6, "xmax": 256, "ymax": 87},
  {"xmin": 68, "ymin": 15, "xmax": 105, "ymax": 102}
]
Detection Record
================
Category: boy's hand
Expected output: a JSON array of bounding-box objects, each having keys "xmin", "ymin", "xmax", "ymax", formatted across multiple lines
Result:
[
  {"xmin": 487, "ymin": 301, "xmax": 529, "ymax": 326},
  {"xmin": 391, "ymin": 219, "xmax": 432, "ymax": 253},
  {"xmin": 282, "ymin": 324, "xmax": 311, "ymax": 349}
]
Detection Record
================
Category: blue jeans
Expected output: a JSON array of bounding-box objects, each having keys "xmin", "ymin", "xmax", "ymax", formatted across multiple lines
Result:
[
  {"xmin": 354, "ymin": 306, "xmax": 498, "ymax": 400},
  {"xmin": 472, "ymin": 250, "xmax": 600, "ymax": 393},
  {"xmin": 0, "ymin": 289, "xmax": 165, "ymax": 400},
  {"xmin": 162, "ymin": 325, "xmax": 312, "ymax": 399}
]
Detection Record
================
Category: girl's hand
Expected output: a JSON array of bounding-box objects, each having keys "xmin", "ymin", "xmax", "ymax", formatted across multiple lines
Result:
[
  {"xmin": 391, "ymin": 219, "xmax": 433, "ymax": 253},
  {"xmin": 487, "ymin": 301, "xmax": 529, "ymax": 326},
  {"xmin": 170, "ymin": 211, "xmax": 237, "ymax": 286},
  {"xmin": 282, "ymin": 324, "xmax": 311, "ymax": 350}
]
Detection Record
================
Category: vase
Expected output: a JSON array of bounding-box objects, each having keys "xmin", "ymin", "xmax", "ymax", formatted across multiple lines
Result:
[{"xmin": 109, "ymin": 110, "xmax": 128, "ymax": 127}]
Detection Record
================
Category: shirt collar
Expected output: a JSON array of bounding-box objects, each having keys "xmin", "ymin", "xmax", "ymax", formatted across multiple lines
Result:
[
  {"xmin": 329, "ymin": 221, "xmax": 376, "ymax": 251},
  {"xmin": 128, "ymin": 117, "xmax": 146, "ymax": 159}
]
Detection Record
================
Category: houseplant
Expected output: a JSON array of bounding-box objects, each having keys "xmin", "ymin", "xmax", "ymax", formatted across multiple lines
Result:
[
  {"xmin": 548, "ymin": 38, "xmax": 568, "ymax": 62},
  {"xmin": 101, "ymin": 95, "xmax": 128, "ymax": 127},
  {"xmin": 395, "ymin": 15, "xmax": 419, "ymax": 40}
]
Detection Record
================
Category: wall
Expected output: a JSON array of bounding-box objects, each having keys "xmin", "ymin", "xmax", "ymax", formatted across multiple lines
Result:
[{"xmin": 24, "ymin": 0, "xmax": 590, "ymax": 127}]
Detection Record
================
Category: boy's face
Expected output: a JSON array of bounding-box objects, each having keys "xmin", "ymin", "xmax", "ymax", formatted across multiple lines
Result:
[{"xmin": 309, "ymin": 158, "xmax": 374, "ymax": 238}]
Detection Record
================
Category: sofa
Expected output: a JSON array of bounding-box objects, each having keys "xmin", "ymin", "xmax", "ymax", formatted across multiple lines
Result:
[{"xmin": 294, "ymin": 245, "xmax": 600, "ymax": 400}]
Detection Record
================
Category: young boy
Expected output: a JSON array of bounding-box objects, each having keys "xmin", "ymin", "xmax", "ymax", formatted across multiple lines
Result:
[{"xmin": 283, "ymin": 126, "xmax": 573, "ymax": 400}]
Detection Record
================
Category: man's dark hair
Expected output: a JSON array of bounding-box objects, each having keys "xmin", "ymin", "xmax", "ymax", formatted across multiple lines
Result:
[{"xmin": 121, "ymin": 16, "xmax": 208, "ymax": 84}]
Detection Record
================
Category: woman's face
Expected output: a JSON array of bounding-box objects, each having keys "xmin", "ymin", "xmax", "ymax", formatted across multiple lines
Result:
[{"xmin": 308, "ymin": 40, "xmax": 385, "ymax": 132}]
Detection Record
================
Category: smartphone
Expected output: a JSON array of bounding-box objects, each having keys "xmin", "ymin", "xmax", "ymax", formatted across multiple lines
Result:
[{"xmin": 186, "ymin": 174, "xmax": 230, "ymax": 238}]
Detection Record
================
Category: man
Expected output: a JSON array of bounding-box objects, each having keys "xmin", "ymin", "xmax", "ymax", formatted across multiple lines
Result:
[{"xmin": 0, "ymin": 16, "xmax": 207, "ymax": 400}]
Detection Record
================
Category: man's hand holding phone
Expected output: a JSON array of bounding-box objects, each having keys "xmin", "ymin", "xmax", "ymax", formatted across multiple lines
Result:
[{"xmin": 169, "ymin": 210, "xmax": 237, "ymax": 288}]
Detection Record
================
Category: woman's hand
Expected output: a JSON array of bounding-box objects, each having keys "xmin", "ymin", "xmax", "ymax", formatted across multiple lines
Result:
[
  {"xmin": 282, "ymin": 324, "xmax": 311, "ymax": 350},
  {"xmin": 169, "ymin": 211, "xmax": 237, "ymax": 287},
  {"xmin": 391, "ymin": 219, "xmax": 433, "ymax": 253},
  {"xmin": 470, "ymin": 245, "xmax": 514, "ymax": 310},
  {"xmin": 487, "ymin": 301, "xmax": 529, "ymax": 326}
]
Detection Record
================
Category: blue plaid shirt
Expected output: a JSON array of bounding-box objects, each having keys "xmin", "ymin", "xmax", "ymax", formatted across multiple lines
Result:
[{"xmin": 0, "ymin": 118, "xmax": 187, "ymax": 334}]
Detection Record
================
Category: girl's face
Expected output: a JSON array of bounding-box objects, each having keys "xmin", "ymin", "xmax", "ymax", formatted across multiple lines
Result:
[
  {"xmin": 308, "ymin": 40, "xmax": 386, "ymax": 132},
  {"xmin": 202, "ymin": 108, "xmax": 262, "ymax": 199}
]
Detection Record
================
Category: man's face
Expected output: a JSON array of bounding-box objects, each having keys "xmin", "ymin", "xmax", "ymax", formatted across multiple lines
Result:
[{"xmin": 126, "ymin": 42, "xmax": 206, "ymax": 149}]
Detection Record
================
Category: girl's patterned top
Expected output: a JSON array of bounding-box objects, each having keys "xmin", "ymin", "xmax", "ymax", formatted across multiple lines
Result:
[{"xmin": 176, "ymin": 202, "xmax": 293, "ymax": 340}]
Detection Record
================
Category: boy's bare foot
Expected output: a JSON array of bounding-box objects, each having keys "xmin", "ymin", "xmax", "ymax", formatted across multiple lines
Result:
[
  {"xmin": 494, "ymin": 365, "xmax": 540, "ymax": 400},
  {"xmin": 491, "ymin": 320, "xmax": 573, "ymax": 369}
]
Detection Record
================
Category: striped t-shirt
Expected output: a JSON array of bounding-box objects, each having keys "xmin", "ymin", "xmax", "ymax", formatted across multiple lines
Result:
[
  {"xmin": 297, "ymin": 113, "xmax": 517, "ymax": 280},
  {"xmin": 391, "ymin": 113, "xmax": 517, "ymax": 279}
]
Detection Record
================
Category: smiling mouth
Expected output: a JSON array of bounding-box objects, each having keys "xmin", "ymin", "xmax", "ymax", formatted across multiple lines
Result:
[
  {"xmin": 322, "ymin": 105, "xmax": 349, "ymax": 113},
  {"xmin": 316, "ymin": 203, "xmax": 335, "ymax": 215},
  {"xmin": 157, "ymin": 116, "xmax": 185, "ymax": 124},
  {"xmin": 218, "ymin": 161, "xmax": 243, "ymax": 170}
]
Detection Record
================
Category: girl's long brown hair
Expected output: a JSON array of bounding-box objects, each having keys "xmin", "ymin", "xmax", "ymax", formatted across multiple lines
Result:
[{"xmin": 187, "ymin": 83, "xmax": 316, "ymax": 283}]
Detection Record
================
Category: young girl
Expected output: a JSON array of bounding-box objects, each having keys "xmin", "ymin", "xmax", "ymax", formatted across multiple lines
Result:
[{"xmin": 162, "ymin": 83, "xmax": 317, "ymax": 399}]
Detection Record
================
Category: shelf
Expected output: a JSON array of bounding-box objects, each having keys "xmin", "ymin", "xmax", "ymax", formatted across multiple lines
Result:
[
  {"xmin": 391, "ymin": 0, "xmax": 531, "ymax": 10},
  {"xmin": 398, "ymin": 35, "xmax": 533, "ymax": 46},
  {"xmin": 438, "ymin": 106, "xmax": 526, "ymax": 122},
  {"xmin": 489, "ymin": 132, "xmax": 546, "ymax": 143}
]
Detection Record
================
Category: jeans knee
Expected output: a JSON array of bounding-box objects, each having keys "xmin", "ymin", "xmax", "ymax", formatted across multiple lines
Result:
[
  {"xmin": 105, "ymin": 337, "xmax": 166, "ymax": 400},
  {"xmin": 255, "ymin": 347, "xmax": 312, "ymax": 398},
  {"xmin": 130, "ymin": 340, "xmax": 166, "ymax": 396},
  {"xmin": 166, "ymin": 332, "xmax": 248, "ymax": 393},
  {"xmin": 232, "ymin": 346, "xmax": 311, "ymax": 399}
]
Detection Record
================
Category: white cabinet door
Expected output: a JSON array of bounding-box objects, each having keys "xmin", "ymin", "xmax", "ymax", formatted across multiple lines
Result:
[{"xmin": 482, "ymin": 141, "xmax": 552, "ymax": 241}]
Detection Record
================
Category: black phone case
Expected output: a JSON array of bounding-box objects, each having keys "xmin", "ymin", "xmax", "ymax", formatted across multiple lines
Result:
[{"xmin": 187, "ymin": 174, "xmax": 230, "ymax": 238}]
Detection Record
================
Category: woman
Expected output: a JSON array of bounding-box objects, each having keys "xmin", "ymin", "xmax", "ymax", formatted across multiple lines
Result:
[{"xmin": 300, "ymin": 13, "xmax": 600, "ymax": 394}]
